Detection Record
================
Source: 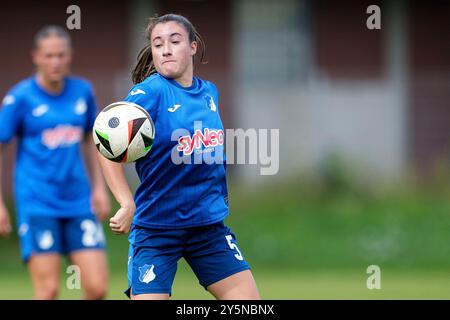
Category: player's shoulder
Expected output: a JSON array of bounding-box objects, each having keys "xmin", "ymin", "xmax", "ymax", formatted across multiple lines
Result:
[
  {"xmin": 134, "ymin": 73, "xmax": 166, "ymax": 92},
  {"xmin": 198, "ymin": 77, "xmax": 218, "ymax": 93},
  {"xmin": 2, "ymin": 77, "xmax": 35, "ymax": 105},
  {"xmin": 7, "ymin": 77, "xmax": 34, "ymax": 96},
  {"xmin": 126, "ymin": 73, "xmax": 166, "ymax": 101}
]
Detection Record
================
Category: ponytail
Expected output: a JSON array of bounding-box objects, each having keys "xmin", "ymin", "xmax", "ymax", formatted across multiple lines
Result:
[
  {"xmin": 193, "ymin": 30, "xmax": 207, "ymax": 66},
  {"xmin": 132, "ymin": 44, "xmax": 156, "ymax": 85}
]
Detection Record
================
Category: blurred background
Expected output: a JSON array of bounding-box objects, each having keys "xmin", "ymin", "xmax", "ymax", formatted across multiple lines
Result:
[{"xmin": 0, "ymin": 0, "xmax": 449, "ymax": 299}]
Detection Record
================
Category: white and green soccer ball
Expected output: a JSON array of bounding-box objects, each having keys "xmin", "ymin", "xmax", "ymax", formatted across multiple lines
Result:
[{"xmin": 93, "ymin": 101, "xmax": 155, "ymax": 163}]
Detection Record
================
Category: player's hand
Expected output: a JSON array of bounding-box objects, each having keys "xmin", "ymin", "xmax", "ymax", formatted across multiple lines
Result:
[
  {"xmin": 0, "ymin": 204, "xmax": 12, "ymax": 236},
  {"xmin": 91, "ymin": 187, "xmax": 111, "ymax": 222},
  {"xmin": 110, "ymin": 204, "xmax": 135, "ymax": 235}
]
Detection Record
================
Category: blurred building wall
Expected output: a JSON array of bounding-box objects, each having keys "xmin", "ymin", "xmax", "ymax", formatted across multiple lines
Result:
[
  {"xmin": 409, "ymin": 1, "xmax": 450, "ymax": 172},
  {"xmin": 231, "ymin": 0, "xmax": 310, "ymax": 183},
  {"xmin": 303, "ymin": 0, "xmax": 408, "ymax": 182},
  {"xmin": 232, "ymin": 0, "xmax": 449, "ymax": 184},
  {"xmin": 232, "ymin": 0, "xmax": 408, "ymax": 183}
]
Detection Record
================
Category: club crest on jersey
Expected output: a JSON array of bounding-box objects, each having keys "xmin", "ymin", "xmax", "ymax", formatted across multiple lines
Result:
[
  {"xmin": 75, "ymin": 98, "xmax": 87, "ymax": 115},
  {"xmin": 138, "ymin": 264, "xmax": 156, "ymax": 284},
  {"xmin": 37, "ymin": 230, "xmax": 54, "ymax": 250},
  {"xmin": 177, "ymin": 128, "xmax": 224, "ymax": 156},
  {"xmin": 204, "ymin": 95, "xmax": 217, "ymax": 112}
]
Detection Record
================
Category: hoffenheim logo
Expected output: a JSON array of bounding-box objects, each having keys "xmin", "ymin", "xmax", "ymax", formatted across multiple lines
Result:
[
  {"xmin": 75, "ymin": 98, "xmax": 87, "ymax": 115},
  {"xmin": 204, "ymin": 95, "xmax": 217, "ymax": 112},
  {"xmin": 38, "ymin": 230, "xmax": 54, "ymax": 250},
  {"xmin": 138, "ymin": 264, "xmax": 156, "ymax": 284}
]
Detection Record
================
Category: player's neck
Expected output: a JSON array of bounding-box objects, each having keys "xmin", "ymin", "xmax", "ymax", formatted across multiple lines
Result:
[
  {"xmin": 36, "ymin": 73, "xmax": 65, "ymax": 95},
  {"xmin": 174, "ymin": 67, "xmax": 194, "ymax": 88}
]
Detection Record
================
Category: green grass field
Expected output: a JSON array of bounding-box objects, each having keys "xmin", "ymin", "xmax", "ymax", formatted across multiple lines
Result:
[
  {"xmin": 1, "ymin": 265, "xmax": 450, "ymax": 299},
  {"xmin": 1, "ymin": 178, "xmax": 450, "ymax": 299}
]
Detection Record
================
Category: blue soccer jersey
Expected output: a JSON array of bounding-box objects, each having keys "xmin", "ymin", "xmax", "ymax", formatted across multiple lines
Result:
[
  {"xmin": 0, "ymin": 76, "xmax": 97, "ymax": 220},
  {"xmin": 124, "ymin": 73, "xmax": 229, "ymax": 229}
]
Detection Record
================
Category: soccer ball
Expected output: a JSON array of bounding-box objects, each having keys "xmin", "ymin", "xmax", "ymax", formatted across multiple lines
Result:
[{"xmin": 93, "ymin": 101, "xmax": 155, "ymax": 163}]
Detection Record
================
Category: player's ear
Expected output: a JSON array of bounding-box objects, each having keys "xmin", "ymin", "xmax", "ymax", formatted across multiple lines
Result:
[
  {"xmin": 31, "ymin": 48, "xmax": 39, "ymax": 66},
  {"xmin": 190, "ymin": 40, "xmax": 197, "ymax": 56},
  {"xmin": 67, "ymin": 47, "xmax": 74, "ymax": 63}
]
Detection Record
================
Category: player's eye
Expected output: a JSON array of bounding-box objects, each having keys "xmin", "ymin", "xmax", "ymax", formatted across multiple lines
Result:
[
  {"xmin": 154, "ymin": 44, "xmax": 162, "ymax": 48},
  {"xmin": 172, "ymin": 41, "xmax": 180, "ymax": 44}
]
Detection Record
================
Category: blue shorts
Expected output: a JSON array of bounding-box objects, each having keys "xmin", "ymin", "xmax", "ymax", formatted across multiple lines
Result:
[
  {"xmin": 18, "ymin": 215, "xmax": 106, "ymax": 262},
  {"xmin": 125, "ymin": 221, "xmax": 251, "ymax": 297}
]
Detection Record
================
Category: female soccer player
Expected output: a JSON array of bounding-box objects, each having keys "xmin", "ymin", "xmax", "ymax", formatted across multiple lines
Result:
[
  {"xmin": 0, "ymin": 26, "xmax": 110, "ymax": 300},
  {"xmin": 97, "ymin": 14, "xmax": 260, "ymax": 300}
]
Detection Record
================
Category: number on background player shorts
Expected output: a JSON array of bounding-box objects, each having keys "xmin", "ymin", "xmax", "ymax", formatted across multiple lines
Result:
[
  {"xmin": 125, "ymin": 221, "xmax": 251, "ymax": 297},
  {"xmin": 18, "ymin": 215, "xmax": 106, "ymax": 262}
]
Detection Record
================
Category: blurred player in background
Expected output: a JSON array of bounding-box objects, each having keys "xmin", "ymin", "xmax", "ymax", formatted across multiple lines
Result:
[
  {"xmin": 0, "ymin": 26, "xmax": 110, "ymax": 300},
  {"xmin": 98, "ymin": 14, "xmax": 260, "ymax": 300}
]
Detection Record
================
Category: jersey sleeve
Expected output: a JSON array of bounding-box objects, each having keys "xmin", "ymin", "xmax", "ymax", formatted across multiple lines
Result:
[
  {"xmin": 123, "ymin": 84, "xmax": 160, "ymax": 123},
  {"xmin": 0, "ymin": 92, "xmax": 25, "ymax": 143},
  {"xmin": 84, "ymin": 83, "xmax": 98, "ymax": 132}
]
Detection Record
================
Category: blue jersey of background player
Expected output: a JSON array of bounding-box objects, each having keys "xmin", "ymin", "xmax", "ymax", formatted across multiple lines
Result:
[
  {"xmin": 0, "ymin": 26, "xmax": 110, "ymax": 300},
  {"xmin": 98, "ymin": 14, "xmax": 260, "ymax": 300}
]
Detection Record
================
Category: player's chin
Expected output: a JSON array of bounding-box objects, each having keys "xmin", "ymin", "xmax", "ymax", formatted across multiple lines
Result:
[
  {"xmin": 48, "ymin": 73, "xmax": 65, "ymax": 83},
  {"xmin": 159, "ymin": 67, "xmax": 180, "ymax": 79}
]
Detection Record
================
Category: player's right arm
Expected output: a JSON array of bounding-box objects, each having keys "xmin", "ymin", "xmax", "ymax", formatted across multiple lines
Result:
[
  {"xmin": 98, "ymin": 82, "xmax": 158, "ymax": 234},
  {"xmin": 96, "ymin": 154, "xmax": 135, "ymax": 234},
  {"xmin": 0, "ymin": 145, "xmax": 12, "ymax": 236},
  {"xmin": 0, "ymin": 91, "xmax": 25, "ymax": 236}
]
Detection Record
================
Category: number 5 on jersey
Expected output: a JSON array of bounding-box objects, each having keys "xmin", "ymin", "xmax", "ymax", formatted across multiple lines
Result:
[{"xmin": 225, "ymin": 235, "xmax": 244, "ymax": 261}]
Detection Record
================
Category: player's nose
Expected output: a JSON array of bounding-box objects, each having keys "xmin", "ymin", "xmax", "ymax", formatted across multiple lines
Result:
[{"xmin": 162, "ymin": 44, "xmax": 172, "ymax": 57}]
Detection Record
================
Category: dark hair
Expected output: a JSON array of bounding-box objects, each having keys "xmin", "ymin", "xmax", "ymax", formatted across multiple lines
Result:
[
  {"xmin": 33, "ymin": 25, "xmax": 72, "ymax": 50},
  {"xmin": 132, "ymin": 14, "xmax": 207, "ymax": 84}
]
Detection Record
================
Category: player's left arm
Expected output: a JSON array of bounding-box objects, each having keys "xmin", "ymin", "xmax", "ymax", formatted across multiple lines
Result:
[{"xmin": 83, "ymin": 84, "xmax": 110, "ymax": 221}]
